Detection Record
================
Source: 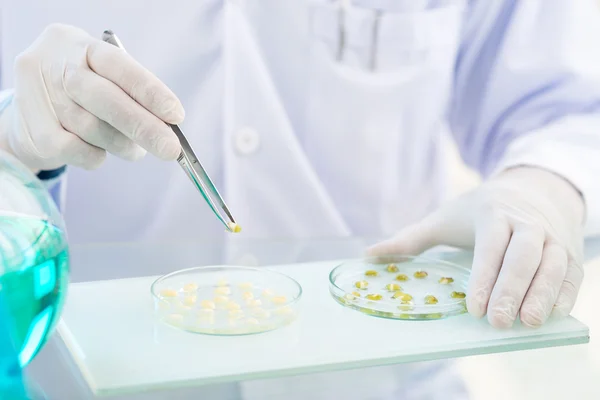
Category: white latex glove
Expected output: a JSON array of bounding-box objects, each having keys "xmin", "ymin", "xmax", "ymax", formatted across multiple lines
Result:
[
  {"xmin": 0, "ymin": 23, "xmax": 184, "ymax": 171},
  {"xmin": 368, "ymin": 166, "xmax": 585, "ymax": 329}
]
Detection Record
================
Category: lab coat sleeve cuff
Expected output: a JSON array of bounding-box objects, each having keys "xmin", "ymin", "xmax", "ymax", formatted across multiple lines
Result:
[{"xmin": 490, "ymin": 114, "xmax": 600, "ymax": 237}]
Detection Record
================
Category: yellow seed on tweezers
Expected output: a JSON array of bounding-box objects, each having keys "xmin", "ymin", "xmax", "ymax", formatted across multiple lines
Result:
[
  {"xmin": 386, "ymin": 264, "xmax": 399, "ymax": 273},
  {"xmin": 355, "ymin": 280, "xmax": 369, "ymax": 289},
  {"xmin": 227, "ymin": 222, "xmax": 242, "ymax": 233},
  {"xmin": 451, "ymin": 291, "xmax": 466, "ymax": 299},
  {"xmin": 395, "ymin": 274, "xmax": 409, "ymax": 282},
  {"xmin": 392, "ymin": 292, "xmax": 413, "ymax": 302},
  {"xmin": 385, "ymin": 283, "xmax": 402, "ymax": 292},
  {"xmin": 365, "ymin": 270, "xmax": 379, "ymax": 277},
  {"xmin": 365, "ymin": 294, "xmax": 383, "ymax": 301},
  {"xmin": 424, "ymin": 295, "xmax": 438, "ymax": 305},
  {"xmin": 414, "ymin": 270, "xmax": 428, "ymax": 279},
  {"xmin": 439, "ymin": 277, "xmax": 454, "ymax": 285}
]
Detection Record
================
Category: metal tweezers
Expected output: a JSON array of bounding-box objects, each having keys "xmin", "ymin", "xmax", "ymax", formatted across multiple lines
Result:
[{"xmin": 101, "ymin": 30, "xmax": 238, "ymax": 233}]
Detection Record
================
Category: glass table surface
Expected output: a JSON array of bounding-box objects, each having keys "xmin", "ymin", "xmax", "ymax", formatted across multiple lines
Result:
[{"xmin": 24, "ymin": 237, "xmax": 599, "ymax": 399}]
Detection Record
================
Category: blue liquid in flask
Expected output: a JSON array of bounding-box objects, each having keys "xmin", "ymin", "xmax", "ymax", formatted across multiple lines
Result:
[{"xmin": 0, "ymin": 213, "xmax": 69, "ymax": 398}]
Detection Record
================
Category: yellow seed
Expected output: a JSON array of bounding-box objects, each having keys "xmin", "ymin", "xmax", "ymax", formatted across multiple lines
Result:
[
  {"xmin": 395, "ymin": 274, "xmax": 409, "ymax": 282},
  {"xmin": 392, "ymin": 291, "xmax": 413, "ymax": 302},
  {"xmin": 351, "ymin": 291, "xmax": 362, "ymax": 297},
  {"xmin": 386, "ymin": 264, "xmax": 399, "ymax": 273},
  {"xmin": 227, "ymin": 301, "xmax": 241, "ymax": 310},
  {"xmin": 242, "ymin": 291, "xmax": 254, "ymax": 300},
  {"xmin": 439, "ymin": 277, "xmax": 454, "ymax": 285},
  {"xmin": 214, "ymin": 295, "xmax": 229, "ymax": 304},
  {"xmin": 229, "ymin": 309, "xmax": 244, "ymax": 319},
  {"xmin": 365, "ymin": 270, "xmax": 378, "ymax": 277},
  {"xmin": 217, "ymin": 278, "xmax": 228, "ymax": 287},
  {"xmin": 275, "ymin": 306, "xmax": 293, "ymax": 315},
  {"xmin": 366, "ymin": 293, "xmax": 383, "ymax": 301},
  {"xmin": 355, "ymin": 280, "xmax": 369, "ymax": 290},
  {"xmin": 183, "ymin": 283, "xmax": 198, "ymax": 292},
  {"xmin": 215, "ymin": 286, "xmax": 232, "ymax": 296},
  {"xmin": 426, "ymin": 313, "xmax": 444, "ymax": 319},
  {"xmin": 398, "ymin": 301, "xmax": 414, "ymax": 311},
  {"xmin": 246, "ymin": 318, "xmax": 260, "ymax": 325},
  {"xmin": 414, "ymin": 270, "xmax": 428, "ymax": 279},
  {"xmin": 239, "ymin": 282, "xmax": 254, "ymax": 290},
  {"xmin": 160, "ymin": 289, "xmax": 178, "ymax": 298},
  {"xmin": 451, "ymin": 291, "xmax": 466, "ymax": 299},
  {"xmin": 183, "ymin": 295, "xmax": 197, "ymax": 306},
  {"xmin": 227, "ymin": 222, "xmax": 242, "ymax": 233},
  {"xmin": 199, "ymin": 308, "xmax": 215, "ymax": 316},
  {"xmin": 385, "ymin": 283, "xmax": 402, "ymax": 292},
  {"xmin": 198, "ymin": 312, "xmax": 215, "ymax": 325},
  {"xmin": 200, "ymin": 300, "xmax": 216, "ymax": 309},
  {"xmin": 166, "ymin": 313, "xmax": 184, "ymax": 324},
  {"xmin": 251, "ymin": 308, "xmax": 271, "ymax": 319},
  {"xmin": 344, "ymin": 294, "xmax": 355, "ymax": 301},
  {"xmin": 246, "ymin": 299, "xmax": 262, "ymax": 308},
  {"xmin": 425, "ymin": 295, "xmax": 438, "ymax": 305},
  {"xmin": 271, "ymin": 296, "xmax": 287, "ymax": 305},
  {"xmin": 261, "ymin": 288, "xmax": 275, "ymax": 297}
]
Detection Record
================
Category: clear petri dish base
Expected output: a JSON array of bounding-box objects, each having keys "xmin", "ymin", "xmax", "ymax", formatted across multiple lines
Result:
[
  {"xmin": 329, "ymin": 255, "xmax": 470, "ymax": 320},
  {"xmin": 151, "ymin": 266, "xmax": 301, "ymax": 336}
]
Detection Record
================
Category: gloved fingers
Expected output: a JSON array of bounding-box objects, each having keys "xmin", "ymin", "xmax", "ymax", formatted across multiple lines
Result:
[
  {"xmin": 62, "ymin": 64, "xmax": 181, "ymax": 161},
  {"xmin": 366, "ymin": 215, "xmax": 441, "ymax": 257},
  {"xmin": 552, "ymin": 257, "xmax": 584, "ymax": 318},
  {"xmin": 486, "ymin": 224, "xmax": 545, "ymax": 329},
  {"xmin": 519, "ymin": 242, "xmax": 567, "ymax": 328},
  {"xmin": 466, "ymin": 212, "xmax": 511, "ymax": 318},
  {"xmin": 49, "ymin": 127, "xmax": 106, "ymax": 170},
  {"xmin": 57, "ymin": 101, "xmax": 146, "ymax": 161},
  {"xmin": 86, "ymin": 40, "xmax": 185, "ymax": 124}
]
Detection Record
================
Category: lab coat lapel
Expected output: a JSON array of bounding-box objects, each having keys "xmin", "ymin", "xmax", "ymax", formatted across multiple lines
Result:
[{"xmin": 222, "ymin": 2, "xmax": 350, "ymax": 238}]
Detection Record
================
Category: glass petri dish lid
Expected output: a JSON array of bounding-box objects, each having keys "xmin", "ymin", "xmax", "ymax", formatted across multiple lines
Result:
[
  {"xmin": 151, "ymin": 266, "xmax": 301, "ymax": 336},
  {"xmin": 329, "ymin": 255, "xmax": 470, "ymax": 320}
]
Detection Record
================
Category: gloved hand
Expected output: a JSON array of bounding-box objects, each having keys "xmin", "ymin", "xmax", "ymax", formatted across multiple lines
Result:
[
  {"xmin": 0, "ymin": 23, "xmax": 184, "ymax": 171},
  {"xmin": 368, "ymin": 166, "xmax": 585, "ymax": 329}
]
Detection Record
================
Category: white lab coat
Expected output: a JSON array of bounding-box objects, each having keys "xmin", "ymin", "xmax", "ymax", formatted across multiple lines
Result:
[{"xmin": 3, "ymin": 0, "xmax": 600, "ymax": 399}]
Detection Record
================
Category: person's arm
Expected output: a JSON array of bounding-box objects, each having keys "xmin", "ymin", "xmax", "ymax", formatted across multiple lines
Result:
[
  {"xmin": 449, "ymin": 0, "xmax": 600, "ymax": 235},
  {"xmin": 369, "ymin": 0, "xmax": 600, "ymax": 329}
]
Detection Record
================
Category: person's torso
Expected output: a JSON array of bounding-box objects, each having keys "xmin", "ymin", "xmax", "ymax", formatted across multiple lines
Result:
[{"xmin": 0, "ymin": 0, "xmax": 466, "ymax": 247}]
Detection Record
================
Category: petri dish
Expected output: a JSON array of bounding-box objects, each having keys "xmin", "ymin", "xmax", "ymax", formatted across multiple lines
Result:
[
  {"xmin": 151, "ymin": 266, "xmax": 301, "ymax": 336},
  {"xmin": 329, "ymin": 255, "xmax": 469, "ymax": 320}
]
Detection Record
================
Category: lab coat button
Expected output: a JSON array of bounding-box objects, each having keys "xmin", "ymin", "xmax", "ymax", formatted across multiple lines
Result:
[{"xmin": 234, "ymin": 127, "xmax": 260, "ymax": 155}]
